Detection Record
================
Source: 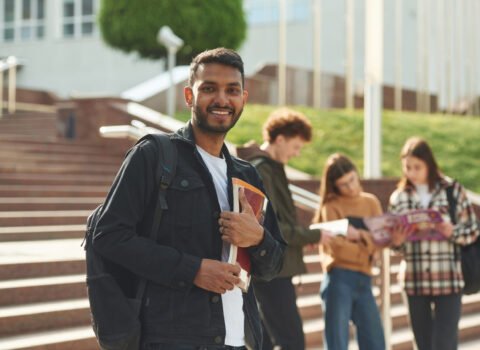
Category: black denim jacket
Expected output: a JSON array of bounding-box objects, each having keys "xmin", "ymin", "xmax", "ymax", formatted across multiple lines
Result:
[{"xmin": 93, "ymin": 123, "xmax": 285, "ymax": 349}]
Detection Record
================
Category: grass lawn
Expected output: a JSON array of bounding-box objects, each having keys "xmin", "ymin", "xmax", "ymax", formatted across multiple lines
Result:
[{"xmin": 176, "ymin": 105, "xmax": 480, "ymax": 193}]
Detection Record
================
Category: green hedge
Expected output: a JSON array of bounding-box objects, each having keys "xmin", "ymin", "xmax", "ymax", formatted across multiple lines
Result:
[{"xmin": 98, "ymin": 0, "xmax": 246, "ymax": 63}]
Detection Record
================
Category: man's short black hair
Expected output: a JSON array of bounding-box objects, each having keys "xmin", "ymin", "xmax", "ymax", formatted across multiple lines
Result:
[{"xmin": 189, "ymin": 47, "xmax": 244, "ymax": 87}]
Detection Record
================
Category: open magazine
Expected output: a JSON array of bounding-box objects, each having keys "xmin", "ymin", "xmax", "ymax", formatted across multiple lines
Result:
[
  {"xmin": 310, "ymin": 209, "xmax": 445, "ymax": 246},
  {"xmin": 228, "ymin": 178, "xmax": 268, "ymax": 292}
]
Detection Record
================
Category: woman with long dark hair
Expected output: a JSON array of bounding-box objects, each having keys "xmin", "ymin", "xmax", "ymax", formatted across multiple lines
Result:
[
  {"xmin": 389, "ymin": 137, "xmax": 479, "ymax": 350},
  {"xmin": 313, "ymin": 153, "xmax": 385, "ymax": 350}
]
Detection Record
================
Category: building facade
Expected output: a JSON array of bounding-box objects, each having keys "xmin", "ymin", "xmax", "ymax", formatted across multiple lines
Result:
[{"xmin": 1, "ymin": 0, "xmax": 476, "ymax": 108}]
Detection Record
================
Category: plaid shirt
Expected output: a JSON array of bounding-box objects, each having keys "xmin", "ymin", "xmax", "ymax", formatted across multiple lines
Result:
[{"xmin": 389, "ymin": 177, "xmax": 479, "ymax": 296}]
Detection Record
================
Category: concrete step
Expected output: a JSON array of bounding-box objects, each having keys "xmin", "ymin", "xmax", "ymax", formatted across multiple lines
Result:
[
  {"xmin": 0, "ymin": 197, "xmax": 101, "ymax": 211},
  {"xmin": 0, "ymin": 114, "xmax": 56, "ymax": 121},
  {"xmin": 0, "ymin": 115, "xmax": 56, "ymax": 122},
  {"xmin": 0, "ymin": 210, "xmax": 91, "ymax": 226},
  {"xmin": 0, "ymin": 325, "xmax": 96, "ymax": 350},
  {"xmin": 0, "ymin": 239, "xmax": 85, "ymax": 264},
  {"xmin": 0, "ymin": 259, "xmax": 84, "ymax": 280},
  {"xmin": 0, "ymin": 299, "xmax": 90, "ymax": 337},
  {"xmin": 0, "ymin": 185, "xmax": 109, "ymax": 197},
  {"xmin": 0, "ymin": 126, "xmax": 57, "ymax": 135},
  {"xmin": 0, "ymin": 173, "xmax": 112, "ymax": 186},
  {"xmin": 0, "ymin": 140, "xmax": 124, "ymax": 156},
  {"xmin": 0, "ymin": 120, "xmax": 57, "ymax": 128},
  {"xmin": 0, "ymin": 224, "xmax": 86, "ymax": 241},
  {"xmin": 0, "ymin": 163, "xmax": 118, "ymax": 175},
  {"xmin": 0, "ymin": 152, "xmax": 122, "ymax": 166},
  {"xmin": 0, "ymin": 274, "xmax": 86, "ymax": 306}
]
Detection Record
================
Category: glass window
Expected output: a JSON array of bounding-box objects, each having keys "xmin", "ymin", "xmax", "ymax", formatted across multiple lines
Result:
[
  {"xmin": 37, "ymin": 0, "xmax": 44, "ymax": 19},
  {"xmin": 82, "ymin": 0, "xmax": 93, "ymax": 16},
  {"xmin": 64, "ymin": 0, "xmax": 75, "ymax": 17},
  {"xmin": 4, "ymin": 0, "xmax": 15, "ymax": 22},
  {"xmin": 245, "ymin": 0, "xmax": 309, "ymax": 25},
  {"xmin": 22, "ymin": 0, "xmax": 31, "ymax": 19},
  {"xmin": 21, "ymin": 26, "xmax": 32, "ymax": 39},
  {"xmin": 63, "ymin": 23, "xmax": 75, "ymax": 37},
  {"xmin": 82, "ymin": 21, "xmax": 94, "ymax": 35},
  {"xmin": 1, "ymin": 0, "xmax": 45, "ymax": 42},
  {"xmin": 4, "ymin": 28, "xmax": 14, "ymax": 41},
  {"xmin": 36, "ymin": 25, "xmax": 44, "ymax": 38}
]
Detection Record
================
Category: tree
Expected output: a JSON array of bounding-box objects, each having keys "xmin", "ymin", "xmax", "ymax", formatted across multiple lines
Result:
[{"xmin": 98, "ymin": 0, "xmax": 247, "ymax": 64}]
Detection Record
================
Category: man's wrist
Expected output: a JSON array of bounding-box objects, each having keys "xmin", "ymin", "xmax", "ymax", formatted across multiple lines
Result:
[{"xmin": 253, "ymin": 227, "xmax": 265, "ymax": 246}]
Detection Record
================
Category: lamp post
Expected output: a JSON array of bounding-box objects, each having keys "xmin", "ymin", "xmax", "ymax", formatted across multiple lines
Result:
[{"xmin": 157, "ymin": 26, "xmax": 184, "ymax": 117}]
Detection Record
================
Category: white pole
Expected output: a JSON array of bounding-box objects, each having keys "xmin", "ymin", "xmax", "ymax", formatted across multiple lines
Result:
[
  {"xmin": 313, "ymin": 0, "xmax": 322, "ymax": 109},
  {"xmin": 345, "ymin": 0, "xmax": 355, "ymax": 110},
  {"xmin": 423, "ymin": 0, "xmax": 430, "ymax": 114},
  {"xmin": 278, "ymin": 0, "xmax": 287, "ymax": 106},
  {"xmin": 445, "ymin": 0, "xmax": 452, "ymax": 112},
  {"xmin": 474, "ymin": 0, "xmax": 480, "ymax": 115},
  {"xmin": 465, "ymin": 0, "xmax": 474, "ymax": 115},
  {"xmin": 167, "ymin": 47, "xmax": 176, "ymax": 118},
  {"xmin": 454, "ymin": 1, "xmax": 462, "ymax": 111},
  {"xmin": 364, "ymin": 0, "xmax": 383, "ymax": 179},
  {"xmin": 394, "ymin": 0, "xmax": 402, "ymax": 112},
  {"xmin": 416, "ymin": 0, "xmax": 423, "ymax": 113},
  {"xmin": 364, "ymin": 3, "xmax": 388, "ymax": 348},
  {"xmin": 436, "ymin": 0, "xmax": 444, "ymax": 112}
]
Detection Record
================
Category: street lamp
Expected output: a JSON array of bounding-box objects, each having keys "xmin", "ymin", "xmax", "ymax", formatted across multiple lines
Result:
[{"xmin": 157, "ymin": 26, "xmax": 184, "ymax": 117}]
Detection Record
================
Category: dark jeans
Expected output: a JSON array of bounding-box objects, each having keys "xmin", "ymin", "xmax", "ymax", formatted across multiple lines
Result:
[
  {"xmin": 253, "ymin": 277, "xmax": 305, "ymax": 350},
  {"xmin": 143, "ymin": 345, "xmax": 247, "ymax": 350},
  {"xmin": 407, "ymin": 293, "xmax": 462, "ymax": 350}
]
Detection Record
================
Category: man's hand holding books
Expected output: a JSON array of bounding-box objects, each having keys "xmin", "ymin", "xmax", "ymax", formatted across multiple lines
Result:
[
  {"xmin": 219, "ymin": 187, "xmax": 264, "ymax": 247},
  {"xmin": 193, "ymin": 259, "xmax": 241, "ymax": 294}
]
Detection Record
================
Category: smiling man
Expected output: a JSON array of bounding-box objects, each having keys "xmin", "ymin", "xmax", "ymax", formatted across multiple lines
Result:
[{"xmin": 93, "ymin": 48, "xmax": 285, "ymax": 350}]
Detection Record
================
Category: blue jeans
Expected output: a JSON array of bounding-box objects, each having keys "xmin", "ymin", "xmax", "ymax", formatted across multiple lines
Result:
[{"xmin": 320, "ymin": 268, "xmax": 385, "ymax": 350}]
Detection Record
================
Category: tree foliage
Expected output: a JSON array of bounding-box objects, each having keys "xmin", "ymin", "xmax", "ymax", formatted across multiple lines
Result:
[{"xmin": 98, "ymin": 0, "xmax": 247, "ymax": 63}]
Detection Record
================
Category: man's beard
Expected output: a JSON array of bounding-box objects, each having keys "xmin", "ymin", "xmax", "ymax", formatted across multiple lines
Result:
[{"xmin": 192, "ymin": 104, "xmax": 243, "ymax": 134}]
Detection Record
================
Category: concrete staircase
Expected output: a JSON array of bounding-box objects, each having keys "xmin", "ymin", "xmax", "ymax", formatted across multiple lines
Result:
[
  {"xmin": 0, "ymin": 111, "xmax": 126, "ymax": 350},
  {"xmin": 1, "ymin": 110, "xmax": 479, "ymax": 349}
]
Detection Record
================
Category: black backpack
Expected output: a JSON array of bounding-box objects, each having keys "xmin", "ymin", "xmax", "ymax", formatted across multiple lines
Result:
[
  {"xmin": 446, "ymin": 182, "xmax": 480, "ymax": 295},
  {"xmin": 82, "ymin": 133, "xmax": 177, "ymax": 350}
]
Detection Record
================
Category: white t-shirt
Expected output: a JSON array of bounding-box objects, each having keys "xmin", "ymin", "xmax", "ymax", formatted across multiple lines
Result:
[
  {"xmin": 196, "ymin": 145, "xmax": 245, "ymax": 347},
  {"xmin": 415, "ymin": 184, "xmax": 432, "ymax": 208}
]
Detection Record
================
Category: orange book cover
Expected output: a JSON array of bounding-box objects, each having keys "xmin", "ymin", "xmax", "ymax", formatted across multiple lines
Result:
[{"xmin": 228, "ymin": 178, "xmax": 268, "ymax": 292}]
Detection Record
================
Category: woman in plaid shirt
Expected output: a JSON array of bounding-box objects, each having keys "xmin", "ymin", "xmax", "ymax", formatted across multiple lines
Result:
[{"xmin": 389, "ymin": 137, "xmax": 479, "ymax": 350}]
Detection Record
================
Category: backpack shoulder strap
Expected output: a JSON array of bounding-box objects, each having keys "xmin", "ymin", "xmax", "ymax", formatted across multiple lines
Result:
[
  {"xmin": 136, "ymin": 132, "xmax": 177, "ymax": 238},
  {"xmin": 446, "ymin": 180, "xmax": 458, "ymax": 225},
  {"xmin": 134, "ymin": 132, "xmax": 177, "ymax": 300}
]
